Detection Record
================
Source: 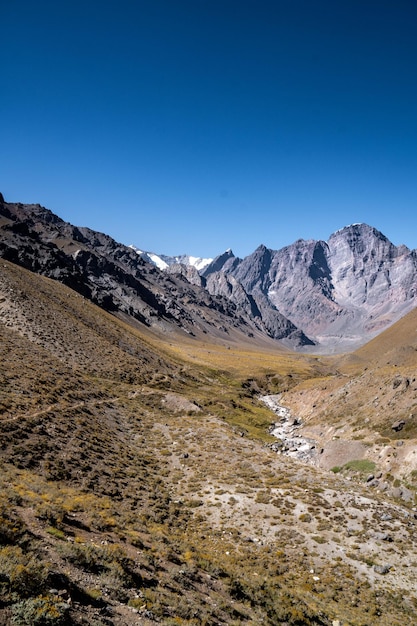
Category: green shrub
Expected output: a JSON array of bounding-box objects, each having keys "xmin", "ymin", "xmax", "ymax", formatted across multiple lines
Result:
[
  {"xmin": 58, "ymin": 542, "xmax": 108, "ymax": 573},
  {"xmin": 0, "ymin": 546, "xmax": 47, "ymax": 597},
  {"xmin": 343, "ymin": 459, "xmax": 376, "ymax": 473},
  {"xmin": 312, "ymin": 535, "xmax": 326, "ymax": 544},
  {"xmin": 11, "ymin": 595, "xmax": 69, "ymax": 625},
  {"xmin": 331, "ymin": 460, "xmax": 376, "ymax": 475},
  {"xmin": 0, "ymin": 503, "xmax": 25, "ymax": 545},
  {"xmin": 46, "ymin": 527, "xmax": 66, "ymax": 540}
]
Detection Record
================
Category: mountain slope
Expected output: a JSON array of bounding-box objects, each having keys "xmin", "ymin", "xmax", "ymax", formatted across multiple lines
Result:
[
  {"xmin": 0, "ymin": 197, "xmax": 307, "ymax": 348},
  {"xmin": 279, "ymin": 305, "xmax": 417, "ymax": 493}
]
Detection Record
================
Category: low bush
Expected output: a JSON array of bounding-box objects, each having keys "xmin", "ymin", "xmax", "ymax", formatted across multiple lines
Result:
[
  {"xmin": 0, "ymin": 546, "xmax": 47, "ymax": 598},
  {"xmin": 11, "ymin": 595, "xmax": 69, "ymax": 625}
]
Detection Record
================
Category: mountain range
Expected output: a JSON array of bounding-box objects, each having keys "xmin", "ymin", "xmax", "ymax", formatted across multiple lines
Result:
[
  {"xmin": 0, "ymin": 196, "xmax": 281, "ymax": 346},
  {"xmin": 0, "ymin": 195, "xmax": 417, "ymax": 353},
  {"xmin": 1, "ymin": 195, "xmax": 417, "ymax": 353}
]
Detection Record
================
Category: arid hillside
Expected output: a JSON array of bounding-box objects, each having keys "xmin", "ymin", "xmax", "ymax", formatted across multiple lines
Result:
[
  {"xmin": 1, "ymin": 259, "xmax": 417, "ymax": 625},
  {"xmin": 279, "ymin": 306, "xmax": 417, "ymax": 490}
]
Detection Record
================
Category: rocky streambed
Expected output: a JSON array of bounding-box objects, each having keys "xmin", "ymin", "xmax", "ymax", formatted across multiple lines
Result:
[{"xmin": 260, "ymin": 394, "xmax": 319, "ymax": 464}]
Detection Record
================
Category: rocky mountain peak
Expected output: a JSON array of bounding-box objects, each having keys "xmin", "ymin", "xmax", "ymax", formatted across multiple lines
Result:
[
  {"xmin": 201, "ymin": 248, "xmax": 239, "ymax": 277},
  {"xmin": 229, "ymin": 244, "xmax": 273, "ymax": 293},
  {"xmin": 326, "ymin": 222, "xmax": 410, "ymax": 309},
  {"xmin": 328, "ymin": 223, "xmax": 391, "ymax": 252}
]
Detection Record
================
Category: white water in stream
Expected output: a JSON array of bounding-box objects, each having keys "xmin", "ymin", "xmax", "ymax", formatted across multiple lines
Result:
[{"xmin": 260, "ymin": 395, "xmax": 319, "ymax": 464}]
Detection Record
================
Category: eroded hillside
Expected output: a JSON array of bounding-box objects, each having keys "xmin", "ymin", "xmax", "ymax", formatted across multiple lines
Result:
[{"xmin": 278, "ymin": 307, "xmax": 417, "ymax": 498}]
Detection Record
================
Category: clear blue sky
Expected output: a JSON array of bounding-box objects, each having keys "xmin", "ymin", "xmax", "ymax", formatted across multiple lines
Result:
[{"xmin": 2, "ymin": 0, "xmax": 417, "ymax": 258}]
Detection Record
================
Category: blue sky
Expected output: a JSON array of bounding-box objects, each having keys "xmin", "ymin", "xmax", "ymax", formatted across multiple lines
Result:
[{"xmin": 2, "ymin": 0, "xmax": 417, "ymax": 258}]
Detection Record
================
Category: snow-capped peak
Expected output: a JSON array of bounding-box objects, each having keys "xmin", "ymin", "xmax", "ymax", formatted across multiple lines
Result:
[
  {"xmin": 129, "ymin": 245, "xmax": 213, "ymax": 272},
  {"xmin": 186, "ymin": 255, "xmax": 213, "ymax": 271}
]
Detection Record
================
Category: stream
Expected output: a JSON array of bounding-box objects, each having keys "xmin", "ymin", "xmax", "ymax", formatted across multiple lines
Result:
[{"xmin": 260, "ymin": 394, "xmax": 319, "ymax": 464}]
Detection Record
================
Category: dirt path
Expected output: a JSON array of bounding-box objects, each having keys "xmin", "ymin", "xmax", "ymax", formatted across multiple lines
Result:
[{"xmin": 1, "ymin": 396, "xmax": 122, "ymax": 424}]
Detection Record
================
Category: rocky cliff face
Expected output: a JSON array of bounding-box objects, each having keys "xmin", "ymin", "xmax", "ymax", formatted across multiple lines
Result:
[
  {"xmin": 327, "ymin": 224, "xmax": 417, "ymax": 309},
  {"xmin": 203, "ymin": 224, "xmax": 417, "ymax": 352}
]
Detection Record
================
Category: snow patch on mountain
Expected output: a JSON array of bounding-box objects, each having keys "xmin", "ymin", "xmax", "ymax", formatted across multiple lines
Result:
[
  {"xmin": 148, "ymin": 253, "xmax": 169, "ymax": 270},
  {"xmin": 129, "ymin": 245, "xmax": 213, "ymax": 272},
  {"xmin": 129, "ymin": 246, "xmax": 169, "ymax": 270},
  {"xmin": 186, "ymin": 256, "xmax": 213, "ymax": 271}
]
